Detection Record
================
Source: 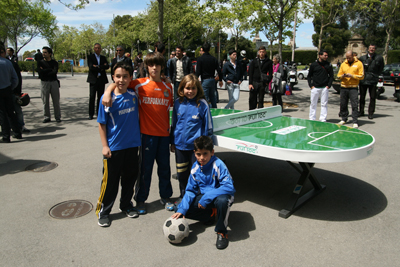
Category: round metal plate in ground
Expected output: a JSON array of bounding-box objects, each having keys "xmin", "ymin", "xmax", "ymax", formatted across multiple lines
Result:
[
  {"xmin": 49, "ymin": 200, "xmax": 93, "ymax": 219},
  {"xmin": 25, "ymin": 161, "xmax": 58, "ymax": 172}
]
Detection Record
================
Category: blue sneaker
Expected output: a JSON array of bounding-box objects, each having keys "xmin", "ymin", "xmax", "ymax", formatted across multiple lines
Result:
[
  {"xmin": 160, "ymin": 198, "xmax": 174, "ymax": 211},
  {"xmin": 136, "ymin": 202, "xmax": 147, "ymax": 215}
]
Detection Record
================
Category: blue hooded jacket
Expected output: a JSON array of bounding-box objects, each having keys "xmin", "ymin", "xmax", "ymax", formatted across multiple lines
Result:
[
  {"xmin": 171, "ymin": 97, "xmax": 213, "ymax": 150},
  {"xmin": 177, "ymin": 155, "xmax": 236, "ymax": 215}
]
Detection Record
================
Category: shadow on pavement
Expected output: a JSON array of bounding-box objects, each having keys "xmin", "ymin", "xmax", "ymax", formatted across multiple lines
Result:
[{"xmin": 216, "ymin": 151, "xmax": 387, "ymax": 222}]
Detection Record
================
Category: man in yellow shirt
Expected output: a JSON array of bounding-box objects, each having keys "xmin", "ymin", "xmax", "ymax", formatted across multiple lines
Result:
[{"xmin": 337, "ymin": 51, "xmax": 364, "ymax": 128}]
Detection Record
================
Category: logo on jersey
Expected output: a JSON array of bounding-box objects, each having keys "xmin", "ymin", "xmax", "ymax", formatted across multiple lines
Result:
[
  {"xmin": 164, "ymin": 89, "xmax": 170, "ymax": 98},
  {"xmin": 192, "ymin": 114, "xmax": 199, "ymax": 119}
]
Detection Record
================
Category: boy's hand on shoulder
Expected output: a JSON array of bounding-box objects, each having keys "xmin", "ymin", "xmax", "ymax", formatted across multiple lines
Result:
[
  {"xmin": 102, "ymin": 91, "xmax": 112, "ymax": 107},
  {"xmin": 171, "ymin": 212, "xmax": 184, "ymax": 219},
  {"xmin": 102, "ymin": 147, "xmax": 112, "ymax": 158}
]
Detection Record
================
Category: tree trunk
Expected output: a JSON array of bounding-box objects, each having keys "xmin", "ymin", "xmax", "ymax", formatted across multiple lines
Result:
[
  {"xmin": 157, "ymin": 0, "xmax": 164, "ymax": 42},
  {"xmin": 384, "ymin": 29, "xmax": 390, "ymax": 64}
]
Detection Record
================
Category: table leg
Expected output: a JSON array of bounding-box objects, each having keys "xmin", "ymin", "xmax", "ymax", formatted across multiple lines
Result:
[{"xmin": 279, "ymin": 162, "xmax": 326, "ymax": 218}]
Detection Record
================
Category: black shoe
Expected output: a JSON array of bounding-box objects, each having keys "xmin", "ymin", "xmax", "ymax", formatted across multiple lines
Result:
[
  {"xmin": 88, "ymin": 116, "xmax": 93, "ymax": 120},
  {"xmin": 368, "ymin": 114, "xmax": 373, "ymax": 120},
  {"xmin": 2, "ymin": 137, "xmax": 11, "ymax": 143},
  {"xmin": 359, "ymin": 112, "xmax": 365, "ymax": 117},
  {"xmin": 216, "ymin": 232, "xmax": 229, "ymax": 249},
  {"xmin": 98, "ymin": 217, "xmax": 111, "ymax": 227},
  {"xmin": 43, "ymin": 118, "xmax": 51, "ymax": 123},
  {"xmin": 13, "ymin": 134, "xmax": 22, "ymax": 139},
  {"xmin": 56, "ymin": 119, "xmax": 62, "ymax": 123},
  {"xmin": 22, "ymin": 127, "xmax": 30, "ymax": 133}
]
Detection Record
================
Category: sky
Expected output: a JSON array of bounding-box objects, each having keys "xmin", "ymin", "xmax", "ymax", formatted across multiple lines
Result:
[{"xmin": 18, "ymin": 0, "xmax": 315, "ymax": 55}]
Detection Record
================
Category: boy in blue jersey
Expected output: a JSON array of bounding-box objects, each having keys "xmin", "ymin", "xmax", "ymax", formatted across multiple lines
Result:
[
  {"xmin": 95, "ymin": 62, "xmax": 141, "ymax": 227},
  {"xmin": 171, "ymin": 136, "xmax": 235, "ymax": 249}
]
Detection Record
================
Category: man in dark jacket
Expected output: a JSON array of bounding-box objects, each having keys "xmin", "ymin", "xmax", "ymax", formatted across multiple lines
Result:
[
  {"xmin": 307, "ymin": 49, "xmax": 334, "ymax": 122},
  {"xmin": 86, "ymin": 43, "xmax": 109, "ymax": 120},
  {"xmin": 248, "ymin": 46, "xmax": 273, "ymax": 110},
  {"xmin": 133, "ymin": 51, "xmax": 143, "ymax": 78},
  {"xmin": 358, "ymin": 44, "xmax": 384, "ymax": 119},
  {"xmin": 110, "ymin": 45, "xmax": 133, "ymax": 81},
  {"xmin": 169, "ymin": 46, "xmax": 192, "ymax": 99},
  {"xmin": 7, "ymin": 48, "xmax": 18, "ymax": 63},
  {"xmin": 34, "ymin": 49, "xmax": 43, "ymax": 62},
  {"xmin": 37, "ymin": 47, "xmax": 61, "ymax": 123},
  {"xmin": 196, "ymin": 43, "xmax": 223, "ymax": 108},
  {"xmin": 222, "ymin": 49, "xmax": 242, "ymax": 109}
]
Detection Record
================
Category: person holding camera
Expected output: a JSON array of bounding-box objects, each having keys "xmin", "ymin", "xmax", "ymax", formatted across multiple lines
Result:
[{"xmin": 337, "ymin": 51, "xmax": 364, "ymax": 129}]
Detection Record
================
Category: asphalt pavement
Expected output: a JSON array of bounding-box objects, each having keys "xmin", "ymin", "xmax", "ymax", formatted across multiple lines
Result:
[{"xmin": 1, "ymin": 72, "xmax": 400, "ymax": 266}]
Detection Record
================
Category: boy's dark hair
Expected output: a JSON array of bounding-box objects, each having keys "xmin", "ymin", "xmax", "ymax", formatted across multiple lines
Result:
[
  {"xmin": 194, "ymin": 136, "xmax": 214, "ymax": 152},
  {"xmin": 228, "ymin": 49, "xmax": 236, "ymax": 56},
  {"xmin": 202, "ymin": 43, "xmax": 210, "ymax": 52},
  {"xmin": 42, "ymin": 46, "xmax": 52, "ymax": 55},
  {"xmin": 7, "ymin": 47, "xmax": 14, "ymax": 52},
  {"xmin": 113, "ymin": 61, "xmax": 133, "ymax": 77},
  {"xmin": 319, "ymin": 49, "xmax": 328, "ymax": 56},
  {"xmin": 258, "ymin": 46, "xmax": 266, "ymax": 51},
  {"xmin": 144, "ymin": 52, "xmax": 165, "ymax": 71}
]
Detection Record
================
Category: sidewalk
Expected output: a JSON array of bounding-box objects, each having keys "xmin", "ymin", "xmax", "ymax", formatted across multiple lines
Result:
[{"xmin": 1, "ymin": 74, "xmax": 399, "ymax": 266}]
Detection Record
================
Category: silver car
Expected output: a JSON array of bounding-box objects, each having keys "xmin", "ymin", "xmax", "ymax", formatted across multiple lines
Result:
[{"xmin": 297, "ymin": 66, "xmax": 309, "ymax": 80}]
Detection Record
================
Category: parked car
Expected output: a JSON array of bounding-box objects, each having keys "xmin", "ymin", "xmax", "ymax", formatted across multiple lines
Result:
[
  {"xmin": 382, "ymin": 63, "xmax": 400, "ymax": 84},
  {"xmin": 297, "ymin": 65, "xmax": 309, "ymax": 79},
  {"xmin": 24, "ymin": 57, "xmax": 34, "ymax": 61},
  {"xmin": 62, "ymin": 59, "xmax": 74, "ymax": 65}
]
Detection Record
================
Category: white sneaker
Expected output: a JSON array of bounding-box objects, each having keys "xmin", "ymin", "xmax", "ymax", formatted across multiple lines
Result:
[
  {"xmin": 338, "ymin": 120, "xmax": 346, "ymax": 125},
  {"xmin": 353, "ymin": 123, "xmax": 358, "ymax": 129}
]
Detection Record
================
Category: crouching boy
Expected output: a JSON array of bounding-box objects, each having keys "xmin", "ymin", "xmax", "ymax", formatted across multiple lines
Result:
[
  {"xmin": 171, "ymin": 136, "xmax": 235, "ymax": 249},
  {"xmin": 95, "ymin": 62, "xmax": 141, "ymax": 227}
]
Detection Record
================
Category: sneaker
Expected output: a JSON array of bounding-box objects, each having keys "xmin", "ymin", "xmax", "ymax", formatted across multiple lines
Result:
[
  {"xmin": 2, "ymin": 137, "xmax": 11, "ymax": 143},
  {"xmin": 160, "ymin": 198, "xmax": 174, "ymax": 211},
  {"xmin": 338, "ymin": 120, "xmax": 346, "ymax": 126},
  {"xmin": 216, "ymin": 232, "xmax": 229, "ymax": 249},
  {"xmin": 120, "ymin": 207, "xmax": 139, "ymax": 218},
  {"xmin": 56, "ymin": 119, "xmax": 62, "ymax": 123},
  {"xmin": 43, "ymin": 118, "xmax": 51, "ymax": 123},
  {"xmin": 98, "ymin": 217, "xmax": 111, "ymax": 227},
  {"xmin": 13, "ymin": 134, "xmax": 22, "ymax": 139},
  {"xmin": 352, "ymin": 123, "xmax": 358, "ymax": 129},
  {"xmin": 204, "ymin": 208, "xmax": 217, "ymax": 226},
  {"xmin": 136, "ymin": 202, "xmax": 147, "ymax": 215},
  {"xmin": 22, "ymin": 127, "xmax": 30, "ymax": 133}
]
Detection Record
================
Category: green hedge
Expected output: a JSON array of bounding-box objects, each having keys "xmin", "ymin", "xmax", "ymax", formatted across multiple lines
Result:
[
  {"xmin": 388, "ymin": 50, "xmax": 400, "ymax": 64},
  {"xmin": 270, "ymin": 50, "xmax": 318, "ymax": 65},
  {"xmin": 18, "ymin": 61, "xmax": 36, "ymax": 72},
  {"xmin": 17, "ymin": 61, "xmax": 74, "ymax": 73}
]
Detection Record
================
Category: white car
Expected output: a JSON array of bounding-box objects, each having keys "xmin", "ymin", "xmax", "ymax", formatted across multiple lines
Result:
[{"xmin": 297, "ymin": 66, "xmax": 309, "ymax": 79}]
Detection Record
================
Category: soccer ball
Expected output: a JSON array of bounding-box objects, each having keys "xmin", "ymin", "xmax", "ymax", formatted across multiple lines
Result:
[{"xmin": 163, "ymin": 217, "xmax": 190, "ymax": 244}]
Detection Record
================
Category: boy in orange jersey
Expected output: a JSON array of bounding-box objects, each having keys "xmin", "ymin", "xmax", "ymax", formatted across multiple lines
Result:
[{"xmin": 102, "ymin": 52, "xmax": 174, "ymax": 214}]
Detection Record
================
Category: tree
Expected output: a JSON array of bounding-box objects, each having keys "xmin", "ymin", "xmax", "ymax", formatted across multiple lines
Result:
[
  {"xmin": 0, "ymin": 0, "xmax": 57, "ymax": 56},
  {"xmin": 312, "ymin": 16, "xmax": 351, "ymax": 57},
  {"xmin": 310, "ymin": 0, "xmax": 347, "ymax": 53}
]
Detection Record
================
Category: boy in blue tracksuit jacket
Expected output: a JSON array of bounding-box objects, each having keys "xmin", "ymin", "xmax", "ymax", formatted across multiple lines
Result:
[{"xmin": 171, "ymin": 136, "xmax": 235, "ymax": 250}]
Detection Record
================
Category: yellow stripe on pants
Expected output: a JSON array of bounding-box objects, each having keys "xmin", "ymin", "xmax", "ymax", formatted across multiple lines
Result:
[{"xmin": 96, "ymin": 159, "xmax": 109, "ymax": 218}]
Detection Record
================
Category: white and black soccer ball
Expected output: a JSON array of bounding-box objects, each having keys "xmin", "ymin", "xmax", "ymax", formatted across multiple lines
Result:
[{"xmin": 163, "ymin": 217, "xmax": 190, "ymax": 244}]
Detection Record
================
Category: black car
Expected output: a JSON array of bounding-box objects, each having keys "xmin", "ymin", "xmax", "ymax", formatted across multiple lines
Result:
[{"xmin": 382, "ymin": 63, "xmax": 400, "ymax": 84}]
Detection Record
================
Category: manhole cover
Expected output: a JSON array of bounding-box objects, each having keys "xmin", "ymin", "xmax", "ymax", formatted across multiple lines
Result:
[
  {"xmin": 49, "ymin": 200, "xmax": 93, "ymax": 219},
  {"xmin": 25, "ymin": 161, "xmax": 58, "ymax": 172}
]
